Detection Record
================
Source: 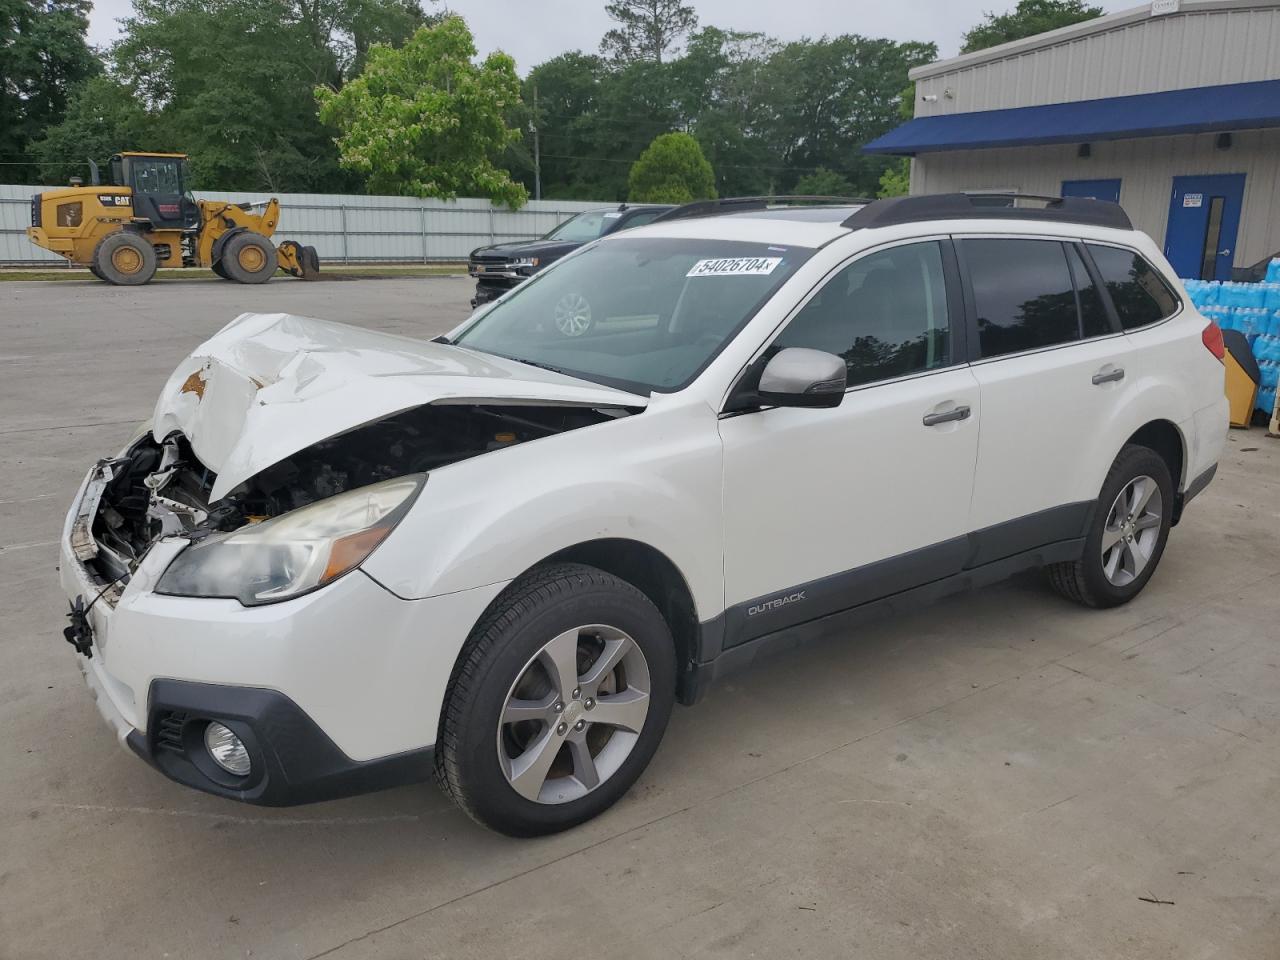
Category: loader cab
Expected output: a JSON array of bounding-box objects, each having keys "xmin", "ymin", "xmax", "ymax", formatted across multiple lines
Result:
[{"xmin": 111, "ymin": 152, "xmax": 199, "ymax": 231}]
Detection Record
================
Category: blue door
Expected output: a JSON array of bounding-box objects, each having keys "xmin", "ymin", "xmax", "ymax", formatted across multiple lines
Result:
[
  {"xmin": 1165, "ymin": 174, "xmax": 1245, "ymax": 281},
  {"xmin": 1062, "ymin": 178, "xmax": 1121, "ymax": 203}
]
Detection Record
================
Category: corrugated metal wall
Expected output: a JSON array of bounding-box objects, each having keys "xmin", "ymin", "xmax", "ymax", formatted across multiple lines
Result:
[
  {"xmin": 915, "ymin": 1, "xmax": 1280, "ymax": 115},
  {"xmin": 0, "ymin": 186, "xmax": 606, "ymax": 265},
  {"xmin": 910, "ymin": 128, "xmax": 1280, "ymax": 266}
]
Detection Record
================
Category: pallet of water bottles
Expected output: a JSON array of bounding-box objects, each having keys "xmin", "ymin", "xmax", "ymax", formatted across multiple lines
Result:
[{"xmin": 1183, "ymin": 259, "xmax": 1280, "ymax": 416}]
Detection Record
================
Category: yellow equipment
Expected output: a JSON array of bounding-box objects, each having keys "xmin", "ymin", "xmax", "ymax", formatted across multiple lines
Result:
[{"xmin": 26, "ymin": 152, "xmax": 320, "ymax": 285}]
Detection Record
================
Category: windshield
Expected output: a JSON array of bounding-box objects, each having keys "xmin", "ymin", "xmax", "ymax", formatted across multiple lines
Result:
[
  {"xmin": 543, "ymin": 210, "xmax": 618, "ymax": 242},
  {"xmin": 454, "ymin": 237, "xmax": 813, "ymax": 393}
]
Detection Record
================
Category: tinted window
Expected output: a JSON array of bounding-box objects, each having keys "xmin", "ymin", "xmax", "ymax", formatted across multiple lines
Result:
[
  {"xmin": 1087, "ymin": 244, "xmax": 1179, "ymax": 329},
  {"xmin": 1066, "ymin": 244, "xmax": 1112, "ymax": 338},
  {"xmin": 774, "ymin": 241, "xmax": 950, "ymax": 387},
  {"xmin": 544, "ymin": 211, "xmax": 611, "ymax": 242},
  {"xmin": 966, "ymin": 239, "xmax": 1079, "ymax": 359}
]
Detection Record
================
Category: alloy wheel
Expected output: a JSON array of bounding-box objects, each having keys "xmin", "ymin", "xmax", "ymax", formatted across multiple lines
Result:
[
  {"xmin": 497, "ymin": 624, "xmax": 650, "ymax": 804},
  {"xmin": 1100, "ymin": 474, "xmax": 1163, "ymax": 586}
]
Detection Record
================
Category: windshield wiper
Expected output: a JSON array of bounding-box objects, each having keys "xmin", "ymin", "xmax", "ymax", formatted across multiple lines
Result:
[{"xmin": 506, "ymin": 356, "xmax": 568, "ymax": 376}]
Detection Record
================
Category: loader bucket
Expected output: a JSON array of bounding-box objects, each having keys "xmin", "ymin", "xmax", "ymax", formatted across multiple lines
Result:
[{"xmin": 277, "ymin": 240, "xmax": 321, "ymax": 280}]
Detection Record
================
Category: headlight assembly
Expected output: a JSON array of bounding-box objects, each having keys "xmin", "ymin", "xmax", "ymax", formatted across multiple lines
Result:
[{"xmin": 156, "ymin": 474, "xmax": 425, "ymax": 605}]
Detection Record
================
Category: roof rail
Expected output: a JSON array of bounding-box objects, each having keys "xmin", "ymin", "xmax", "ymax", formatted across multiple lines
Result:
[
  {"xmin": 841, "ymin": 192, "xmax": 1132, "ymax": 231},
  {"xmin": 652, "ymin": 195, "xmax": 873, "ymax": 223}
]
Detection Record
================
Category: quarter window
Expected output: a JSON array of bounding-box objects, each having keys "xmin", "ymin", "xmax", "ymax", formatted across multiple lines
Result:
[
  {"xmin": 1087, "ymin": 244, "xmax": 1179, "ymax": 330},
  {"xmin": 965, "ymin": 239, "xmax": 1079, "ymax": 359},
  {"xmin": 773, "ymin": 241, "xmax": 951, "ymax": 387}
]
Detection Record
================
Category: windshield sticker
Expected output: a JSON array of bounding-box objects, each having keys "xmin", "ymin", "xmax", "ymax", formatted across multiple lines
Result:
[
  {"xmin": 602, "ymin": 211, "xmax": 623, "ymax": 219},
  {"xmin": 687, "ymin": 256, "xmax": 782, "ymax": 278}
]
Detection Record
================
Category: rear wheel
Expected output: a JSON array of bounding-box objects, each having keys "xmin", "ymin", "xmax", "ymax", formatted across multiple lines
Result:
[
  {"xmin": 1048, "ymin": 444, "xmax": 1174, "ymax": 608},
  {"xmin": 435, "ymin": 563, "xmax": 676, "ymax": 836},
  {"xmin": 221, "ymin": 231, "xmax": 276, "ymax": 284},
  {"xmin": 93, "ymin": 231, "xmax": 157, "ymax": 286}
]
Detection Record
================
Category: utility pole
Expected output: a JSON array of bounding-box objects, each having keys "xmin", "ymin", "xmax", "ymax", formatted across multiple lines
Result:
[{"xmin": 532, "ymin": 83, "xmax": 542, "ymax": 202}]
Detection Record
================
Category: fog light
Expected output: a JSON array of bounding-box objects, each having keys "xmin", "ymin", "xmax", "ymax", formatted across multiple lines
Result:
[{"xmin": 204, "ymin": 722, "xmax": 251, "ymax": 776}]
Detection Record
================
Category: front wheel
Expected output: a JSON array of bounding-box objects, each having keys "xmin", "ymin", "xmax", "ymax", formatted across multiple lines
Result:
[
  {"xmin": 435, "ymin": 563, "xmax": 676, "ymax": 836},
  {"xmin": 1048, "ymin": 444, "xmax": 1174, "ymax": 608}
]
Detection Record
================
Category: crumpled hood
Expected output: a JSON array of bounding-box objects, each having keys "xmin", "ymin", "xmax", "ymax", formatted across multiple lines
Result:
[{"xmin": 152, "ymin": 312, "xmax": 647, "ymax": 500}]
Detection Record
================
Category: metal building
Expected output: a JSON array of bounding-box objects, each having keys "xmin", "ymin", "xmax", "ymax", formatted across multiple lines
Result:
[{"xmin": 865, "ymin": 0, "xmax": 1280, "ymax": 280}]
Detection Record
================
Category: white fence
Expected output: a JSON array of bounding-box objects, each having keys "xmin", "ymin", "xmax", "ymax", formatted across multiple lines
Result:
[{"xmin": 0, "ymin": 185, "xmax": 606, "ymax": 265}]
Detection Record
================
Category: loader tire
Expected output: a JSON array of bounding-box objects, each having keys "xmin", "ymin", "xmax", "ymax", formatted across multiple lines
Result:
[
  {"xmin": 210, "ymin": 257, "xmax": 230, "ymax": 280},
  {"xmin": 302, "ymin": 245, "xmax": 320, "ymax": 279},
  {"xmin": 93, "ymin": 231, "xmax": 157, "ymax": 286},
  {"xmin": 222, "ymin": 232, "xmax": 276, "ymax": 284},
  {"xmin": 88, "ymin": 262, "xmax": 104, "ymax": 281}
]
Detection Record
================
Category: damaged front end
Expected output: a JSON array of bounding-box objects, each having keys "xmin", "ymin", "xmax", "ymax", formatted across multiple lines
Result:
[{"xmin": 81, "ymin": 401, "xmax": 626, "ymax": 604}]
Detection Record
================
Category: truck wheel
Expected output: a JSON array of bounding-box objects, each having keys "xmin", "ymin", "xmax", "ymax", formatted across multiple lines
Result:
[
  {"xmin": 1047, "ymin": 444, "xmax": 1174, "ymax": 608},
  {"xmin": 221, "ymin": 232, "xmax": 276, "ymax": 284},
  {"xmin": 93, "ymin": 232, "xmax": 157, "ymax": 286},
  {"xmin": 301, "ymin": 245, "xmax": 320, "ymax": 279},
  {"xmin": 88, "ymin": 262, "xmax": 104, "ymax": 281},
  {"xmin": 435, "ymin": 563, "xmax": 676, "ymax": 837},
  {"xmin": 210, "ymin": 258, "xmax": 229, "ymax": 280}
]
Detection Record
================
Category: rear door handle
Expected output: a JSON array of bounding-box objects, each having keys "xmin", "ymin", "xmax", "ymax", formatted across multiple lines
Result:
[
  {"xmin": 922, "ymin": 405, "xmax": 970, "ymax": 426},
  {"xmin": 1092, "ymin": 367, "xmax": 1125, "ymax": 385}
]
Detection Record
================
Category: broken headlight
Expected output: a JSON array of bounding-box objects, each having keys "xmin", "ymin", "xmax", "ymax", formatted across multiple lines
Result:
[{"xmin": 156, "ymin": 474, "xmax": 424, "ymax": 605}]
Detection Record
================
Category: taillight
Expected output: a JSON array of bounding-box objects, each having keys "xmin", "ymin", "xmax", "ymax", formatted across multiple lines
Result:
[{"xmin": 1202, "ymin": 321, "xmax": 1225, "ymax": 362}]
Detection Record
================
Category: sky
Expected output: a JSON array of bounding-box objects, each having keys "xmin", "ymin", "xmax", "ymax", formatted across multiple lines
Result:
[{"xmin": 84, "ymin": 0, "xmax": 1134, "ymax": 71}]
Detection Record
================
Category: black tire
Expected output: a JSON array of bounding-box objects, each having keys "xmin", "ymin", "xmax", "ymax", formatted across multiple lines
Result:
[
  {"xmin": 301, "ymin": 245, "xmax": 320, "ymax": 278},
  {"xmin": 221, "ymin": 231, "xmax": 276, "ymax": 284},
  {"xmin": 92, "ymin": 231, "xmax": 157, "ymax": 286},
  {"xmin": 435, "ymin": 562, "xmax": 677, "ymax": 837},
  {"xmin": 1047, "ymin": 444, "xmax": 1174, "ymax": 608},
  {"xmin": 210, "ymin": 257, "xmax": 230, "ymax": 280},
  {"xmin": 88, "ymin": 262, "xmax": 104, "ymax": 281}
]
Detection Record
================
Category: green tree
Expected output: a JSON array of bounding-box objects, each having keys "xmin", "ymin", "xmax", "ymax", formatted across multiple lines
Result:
[
  {"xmin": 794, "ymin": 167, "xmax": 856, "ymax": 197},
  {"xmin": 104, "ymin": 0, "xmax": 430, "ymax": 191},
  {"xmin": 600, "ymin": 0, "xmax": 697, "ymax": 64},
  {"xmin": 0, "ymin": 0, "xmax": 100, "ymax": 183},
  {"xmin": 961, "ymin": 0, "xmax": 1103, "ymax": 53},
  {"xmin": 317, "ymin": 16, "xmax": 529, "ymax": 207},
  {"xmin": 29, "ymin": 75, "xmax": 160, "ymax": 184},
  {"xmin": 628, "ymin": 131, "xmax": 715, "ymax": 203},
  {"xmin": 756, "ymin": 35, "xmax": 936, "ymax": 196},
  {"xmin": 877, "ymin": 159, "xmax": 910, "ymax": 198}
]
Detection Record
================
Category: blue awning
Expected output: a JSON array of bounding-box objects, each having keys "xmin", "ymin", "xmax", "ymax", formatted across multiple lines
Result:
[{"xmin": 864, "ymin": 78, "xmax": 1280, "ymax": 155}]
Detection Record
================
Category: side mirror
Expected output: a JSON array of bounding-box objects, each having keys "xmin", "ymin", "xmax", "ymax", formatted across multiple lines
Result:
[{"xmin": 756, "ymin": 347, "xmax": 847, "ymax": 409}]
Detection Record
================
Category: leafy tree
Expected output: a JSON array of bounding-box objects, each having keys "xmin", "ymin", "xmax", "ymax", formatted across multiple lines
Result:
[
  {"xmin": 600, "ymin": 0, "xmax": 697, "ymax": 64},
  {"xmin": 0, "ymin": 0, "xmax": 100, "ymax": 183},
  {"xmin": 961, "ymin": 0, "xmax": 1103, "ymax": 53},
  {"xmin": 794, "ymin": 167, "xmax": 856, "ymax": 197},
  {"xmin": 29, "ymin": 75, "xmax": 161, "ymax": 184},
  {"xmin": 877, "ymin": 159, "xmax": 910, "ymax": 198},
  {"xmin": 628, "ymin": 131, "xmax": 715, "ymax": 203},
  {"xmin": 756, "ymin": 35, "xmax": 936, "ymax": 196},
  {"xmin": 317, "ymin": 16, "xmax": 529, "ymax": 207}
]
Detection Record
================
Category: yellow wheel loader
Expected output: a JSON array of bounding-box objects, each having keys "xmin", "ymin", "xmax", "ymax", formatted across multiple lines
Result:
[{"xmin": 26, "ymin": 152, "xmax": 320, "ymax": 285}]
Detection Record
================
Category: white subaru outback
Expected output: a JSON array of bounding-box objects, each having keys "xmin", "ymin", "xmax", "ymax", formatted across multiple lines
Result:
[{"xmin": 58, "ymin": 194, "xmax": 1227, "ymax": 835}]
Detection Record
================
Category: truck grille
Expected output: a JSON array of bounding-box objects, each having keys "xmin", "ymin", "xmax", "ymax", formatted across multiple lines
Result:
[{"xmin": 30, "ymin": 193, "xmax": 42, "ymax": 227}]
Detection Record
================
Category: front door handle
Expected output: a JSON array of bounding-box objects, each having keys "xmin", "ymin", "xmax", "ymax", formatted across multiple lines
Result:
[
  {"xmin": 1092, "ymin": 367, "xmax": 1125, "ymax": 385},
  {"xmin": 922, "ymin": 405, "xmax": 971, "ymax": 426}
]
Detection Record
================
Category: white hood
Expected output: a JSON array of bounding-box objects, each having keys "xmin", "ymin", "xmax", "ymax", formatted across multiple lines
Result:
[{"xmin": 152, "ymin": 312, "xmax": 647, "ymax": 500}]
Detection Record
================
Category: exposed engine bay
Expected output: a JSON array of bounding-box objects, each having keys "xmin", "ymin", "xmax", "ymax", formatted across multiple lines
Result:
[{"xmin": 86, "ymin": 402, "xmax": 626, "ymax": 585}]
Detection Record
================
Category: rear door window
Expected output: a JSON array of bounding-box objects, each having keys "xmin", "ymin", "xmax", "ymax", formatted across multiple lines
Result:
[
  {"xmin": 1066, "ymin": 244, "xmax": 1114, "ymax": 338},
  {"xmin": 1086, "ymin": 244, "xmax": 1180, "ymax": 330},
  {"xmin": 963, "ymin": 238, "xmax": 1080, "ymax": 359}
]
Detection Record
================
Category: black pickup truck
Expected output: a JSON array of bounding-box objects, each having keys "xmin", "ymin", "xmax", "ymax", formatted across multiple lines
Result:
[{"xmin": 468, "ymin": 203, "xmax": 673, "ymax": 307}]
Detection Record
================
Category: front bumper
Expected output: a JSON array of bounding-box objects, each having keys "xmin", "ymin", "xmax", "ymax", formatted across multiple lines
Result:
[
  {"xmin": 470, "ymin": 277, "xmax": 519, "ymax": 308},
  {"xmin": 127, "ymin": 680, "xmax": 434, "ymax": 805},
  {"xmin": 58, "ymin": 465, "xmax": 507, "ymax": 805}
]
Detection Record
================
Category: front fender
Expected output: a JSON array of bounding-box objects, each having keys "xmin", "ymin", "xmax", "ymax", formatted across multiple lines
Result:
[{"xmin": 361, "ymin": 398, "xmax": 725, "ymax": 620}]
